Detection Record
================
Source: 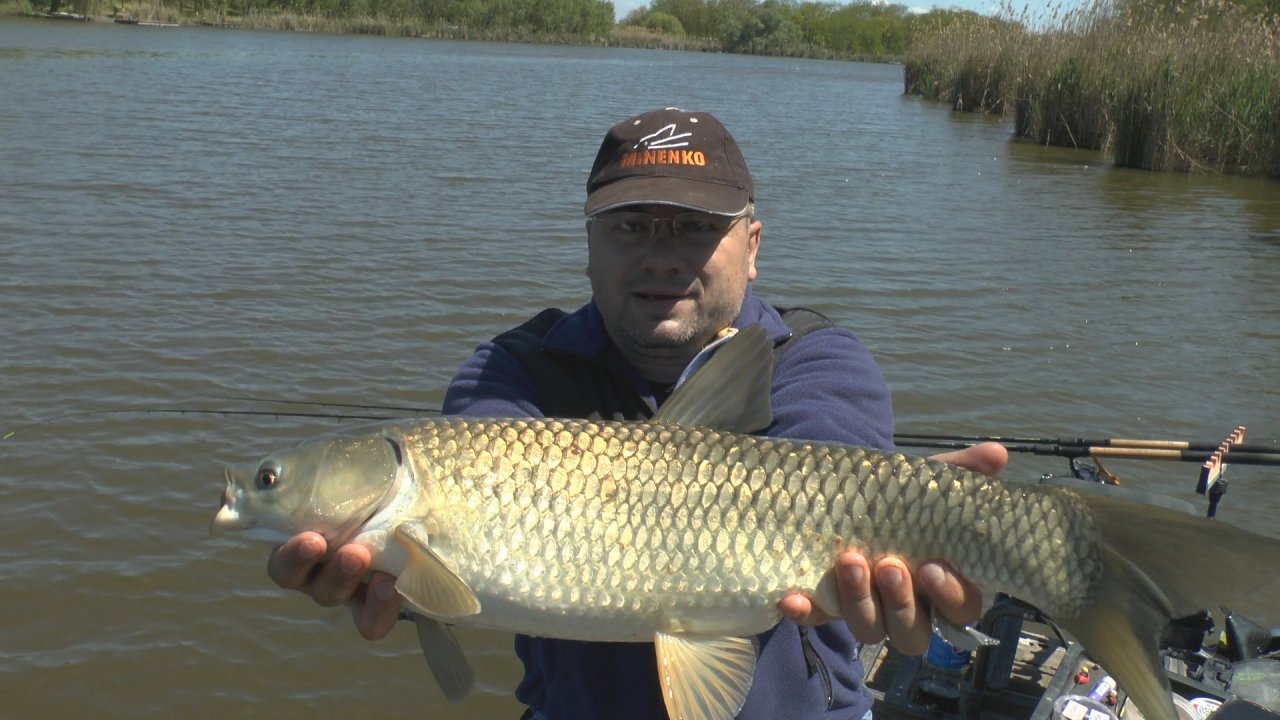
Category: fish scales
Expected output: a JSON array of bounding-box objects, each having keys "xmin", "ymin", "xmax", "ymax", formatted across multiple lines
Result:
[{"xmin": 398, "ymin": 416, "xmax": 1104, "ymax": 632}]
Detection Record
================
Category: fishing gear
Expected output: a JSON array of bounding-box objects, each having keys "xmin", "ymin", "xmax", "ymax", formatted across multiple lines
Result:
[
  {"xmin": 894, "ymin": 427, "xmax": 1276, "ymax": 457},
  {"xmin": 896, "ymin": 426, "xmax": 1272, "ymax": 517},
  {"xmin": 207, "ymin": 395, "xmax": 441, "ymax": 416},
  {"xmin": 896, "ymin": 438, "xmax": 1280, "ymax": 466},
  {"xmin": 0, "ymin": 405, "xmax": 416, "ymax": 440}
]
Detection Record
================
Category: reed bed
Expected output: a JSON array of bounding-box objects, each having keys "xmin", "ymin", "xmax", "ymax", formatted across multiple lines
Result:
[
  {"xmin": 0, "ymin": 0, "xmax": 34, "ymax": 15},
  {"xmin": 905, "ymin": 0, "xmax": 1280, "ymax": 176}
]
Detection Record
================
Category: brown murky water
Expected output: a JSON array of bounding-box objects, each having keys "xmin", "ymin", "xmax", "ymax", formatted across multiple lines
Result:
[{"xmin": 2, "ymin": 18, "xmax": 1277, "ymax": 719}]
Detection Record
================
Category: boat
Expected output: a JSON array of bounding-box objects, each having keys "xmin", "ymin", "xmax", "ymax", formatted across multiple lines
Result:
[
  {"xmin": 112, "ymin": 16, "xmax": 179, "ymax": 26},
  {"xmin": 862, "ymin": 451, "xmax": 1280, "ymax": 720},
  {"xmin": 863, "ymin": 598, "xmax": 1280, "ymax": 720}
]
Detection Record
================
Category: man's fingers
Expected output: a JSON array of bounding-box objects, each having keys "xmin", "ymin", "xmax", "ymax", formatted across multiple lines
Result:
[
  {"xmin": 778, "ymin": 593, "xmax": 836, "ymax": 625},
  {"xmin": 349, "ymin": 572, "xmax": 403, "ymax": 641},
  {"xmin": 874, "ymin": 558, "xmax": 930, "ymax": 655},
  {"xmin": 267, "ymin": 534, "xmax": 402, "ymax": 641},
  {"xmin": 267, "ymin": 532, "xmax": 327, "ymax": 591},
  {"xmin": 835, "ymin": 551, "xmax": 886, "ymax": 645},
  {"xmin": 928, "ymin": 441, "xmax": 1009, "ymax": 477},
  {"xmin": 309, "ymin": 544, "xmax": 373, "ymax": 607},
  {"xmin": 916, "ymin": 561, "xmax": 983, "ymax": 629}
]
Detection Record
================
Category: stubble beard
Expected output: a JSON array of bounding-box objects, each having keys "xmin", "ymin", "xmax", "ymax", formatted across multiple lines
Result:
[{"xmin": 613, "ymin": 296, "xmax": 739, "ymax": 357}]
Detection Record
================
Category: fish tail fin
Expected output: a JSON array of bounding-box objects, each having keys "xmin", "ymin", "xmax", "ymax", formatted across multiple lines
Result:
[
  {"xmin": 1063, "ymin": 493, "xmax": 1280, "ymax": 720},
  {"xmin": 1058, "ymin": 544, "xmax": 1179, "ymax": 720}
]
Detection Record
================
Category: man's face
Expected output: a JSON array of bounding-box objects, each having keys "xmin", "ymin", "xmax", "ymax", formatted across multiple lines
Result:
[{"xmin": 586, "ymin": 204, "xmax": 761, "ymax": 361}]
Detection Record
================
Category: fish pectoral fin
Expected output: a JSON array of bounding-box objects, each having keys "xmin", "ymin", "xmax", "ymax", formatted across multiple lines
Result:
[
  {"xmin": 413, "ymin": 615, "xmax": 475, "ymax": 704},
  {"xmin": 653, "ymin": 631, "xmax": 757, "ymax": 720},
  {"xmin": 392, "ymin": 523, "xmax": 481, "ymax": 619}
]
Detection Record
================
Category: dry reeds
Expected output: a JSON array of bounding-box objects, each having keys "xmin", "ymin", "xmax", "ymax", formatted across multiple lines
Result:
[{"xmin": 905, "ymin": 0, "xmax": 1280, "ymax": 177}]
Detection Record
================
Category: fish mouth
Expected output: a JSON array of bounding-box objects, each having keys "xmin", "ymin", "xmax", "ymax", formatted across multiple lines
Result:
[
  {"xmin": 209, "ymin": 501, "xmax": 289, "ymax": 543},
  {"xmin": 210, "ymin": 504, "xmax": 249, "ymax": 533},
  {"xmin": 210, "ymin": 466, "xmax": 251, "ymax": 534}
]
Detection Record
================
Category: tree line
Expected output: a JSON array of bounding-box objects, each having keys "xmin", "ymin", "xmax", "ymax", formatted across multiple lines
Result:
[
  {"xmin": 33, "ymin": 0, "xmax": 1277, "ymax": 66},
  {"xmin": 37, "ymin": 0, "xmax": 982, "ymax": 61},
  {"xmin": 619, "ymin": 0, "xmax": 977, "ymax": 58},
  {"xmin": 223, "ymin": 0, "xmax": 617, "ymax": 35}
]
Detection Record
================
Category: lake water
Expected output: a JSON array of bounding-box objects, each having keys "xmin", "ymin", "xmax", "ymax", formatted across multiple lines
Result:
[{"xmin": 1, "ymin": 18, "xmax": 1278, "ymax": 719}]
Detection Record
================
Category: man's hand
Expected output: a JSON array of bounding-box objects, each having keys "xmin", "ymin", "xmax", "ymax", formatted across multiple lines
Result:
[
  {"xmin": 778, "ymin": 441, "xmax": 1010, "ymax": 655},
  {"xmin": 267, "ymin": 531, "xmax": 403, "ymax": 641}
]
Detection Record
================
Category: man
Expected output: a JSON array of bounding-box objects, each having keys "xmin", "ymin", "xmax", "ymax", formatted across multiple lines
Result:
[{"xmin": 268, "ymin": 108, "xmax": 1007, "ymax": 718}]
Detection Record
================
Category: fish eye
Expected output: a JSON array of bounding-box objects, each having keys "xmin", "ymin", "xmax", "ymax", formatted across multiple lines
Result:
[{"xmin": 256, "ymin": 465, "xmax": 281, "ymax": 490}]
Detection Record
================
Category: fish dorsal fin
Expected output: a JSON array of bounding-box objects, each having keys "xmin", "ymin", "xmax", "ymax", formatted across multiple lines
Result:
[
  {"xmin": 413, "ymin": 615, "xmax": 475, "ymax": 704},
  {"xmin": 655, "ymin": 325, "xmax": 773, "ymax": 433},
  {"xmin": 654, "ymin": 632, "xmax": 757, "ymax": 720},
  {"xmin": 392, "ymin": 522, "xmax": 481, "ymax": 619}
]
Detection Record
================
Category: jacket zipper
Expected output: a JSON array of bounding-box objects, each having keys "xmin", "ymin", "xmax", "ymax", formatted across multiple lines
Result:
[{"xmin": 798, "ymin": 625, "xmax": 834, "ymax": 708}]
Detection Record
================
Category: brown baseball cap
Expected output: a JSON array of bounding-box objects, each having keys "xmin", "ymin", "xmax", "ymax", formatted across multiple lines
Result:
[{"xmin": 584, "ymin": 108, "xmax": 754, "ymax": 217}]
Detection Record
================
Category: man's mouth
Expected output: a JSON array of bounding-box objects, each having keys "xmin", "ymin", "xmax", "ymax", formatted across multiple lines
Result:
[{"xmin": 633, "ymin": 289, "xmax": 692, "ymax": 302}]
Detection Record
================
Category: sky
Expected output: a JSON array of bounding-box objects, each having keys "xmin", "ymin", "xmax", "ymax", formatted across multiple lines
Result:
[{"xmin": 609, "ymin": 0, "xmax": 1078, "ymax": 22}]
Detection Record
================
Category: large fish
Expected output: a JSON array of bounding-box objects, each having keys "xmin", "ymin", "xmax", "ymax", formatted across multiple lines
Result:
[{"xmin": 212, "ymin": 326, "xmax": 1280, "ymax": 720}]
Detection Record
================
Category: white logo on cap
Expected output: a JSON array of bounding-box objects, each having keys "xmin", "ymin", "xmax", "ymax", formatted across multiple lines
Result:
[{"xmin": 636, "ymin": 124, "xmax": 692, "ymax": 151}]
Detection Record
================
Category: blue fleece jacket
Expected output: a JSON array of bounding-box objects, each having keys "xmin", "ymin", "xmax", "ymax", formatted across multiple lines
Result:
[{"xmin": 441, "ymin": 287, "xmax": 895, "ymax": 720}]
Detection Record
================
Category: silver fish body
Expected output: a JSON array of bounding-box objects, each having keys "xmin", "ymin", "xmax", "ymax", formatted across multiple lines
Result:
[
  {"xmin": 383, "ymin": 416, "xmax": 1102, "ymax": 637},
  {"xmin": 212, "ymin": 326, "xmax": 1280, "ymax": 720}
]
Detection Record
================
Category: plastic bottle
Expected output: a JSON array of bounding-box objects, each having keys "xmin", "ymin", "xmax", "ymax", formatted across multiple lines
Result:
[
  {"xmin": 917, "ymin": 631, "xmax": 972, "ymax": 706},
  {"xmin": 1088, "ymin": 675, "xmax": 1118, "ymax": 705}
]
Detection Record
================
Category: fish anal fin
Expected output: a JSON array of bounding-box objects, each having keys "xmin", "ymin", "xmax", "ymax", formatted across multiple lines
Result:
[
  {"xmin": 392, "ymin": 523, "xmax": 481, "ymax": 619},
  {"xmin": 654, "ymin": 631, "xmax": 757, "ymax": 720},
  {"xmin": 655, "ymin": 325, "xmax": 773, "ymax": 434},
  {"xmin": 1060, "ymin": 544, "xmax": 1178, "ymax": 720},
  {"xmin": 413, "ymin": 615, "xmax": 475, "ymax": 704}
]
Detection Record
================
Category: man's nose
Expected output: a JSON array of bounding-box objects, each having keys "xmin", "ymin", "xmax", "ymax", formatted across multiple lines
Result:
[{"xmin": 639, "ymin": 232, "xmax": 683, "ymax": 274}]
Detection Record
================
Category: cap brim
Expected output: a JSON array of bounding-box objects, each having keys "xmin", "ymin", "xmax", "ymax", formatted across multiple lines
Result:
[{"xmin": 585, "ymin": 176, "xmax": 750, "ymax": 217}]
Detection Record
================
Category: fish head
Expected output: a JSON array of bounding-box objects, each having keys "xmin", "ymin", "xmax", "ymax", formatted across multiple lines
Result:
[{"xmin": 211, "ymin": 430, "xmax": 404, "ymax": 546}]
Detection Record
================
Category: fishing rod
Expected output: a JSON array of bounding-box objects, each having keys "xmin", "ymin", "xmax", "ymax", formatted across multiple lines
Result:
[
  {"xmin": 2, "ymin": 395, "xmax": 444, "ymax": 440},
  {"xmin": 895, "ymin": 438, "xmax": 1280, "ymax": 467},
  {"xmin": 1, "ymin": 407, "xmax": 402, "ymax": 440},
  {"xmin": 208, "ymin": 395, "xmax": 441, "ymax": 416},
  {"xmin": 894, "ymin": 427, "xmax": 1278, "ymax": 456},
  {"xmin": 141, "ymin": 408, "xmax": 399, "ymax": 421},
  {"xmin": 898, "ymin": 427, "xmax": 1268, "ymax": 515}
]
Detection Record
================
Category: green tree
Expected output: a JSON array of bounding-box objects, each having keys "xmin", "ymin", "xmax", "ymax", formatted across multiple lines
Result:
[{"xmin": 643, "ymin": 9, "xmax": 686, "ymax": 33}]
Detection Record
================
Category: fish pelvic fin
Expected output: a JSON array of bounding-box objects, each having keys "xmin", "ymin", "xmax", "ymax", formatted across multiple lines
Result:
[
  {"xmin": 1063, "ymin": 493, "xmax": 1280, "ymax": 720},
  {"xmin": 654, "ymin": 632, "xmax": 757, "ymax": 720},
  {"xmin": 392, "ymin": 522, "xmax": 481, "ymax": 619},
  {"xmin": 655, "ymin": 325, "xmax": 773, "ymax": 433},
  {"xmin": 413, "ymin": 616, "xmax": 475, "ymax": 704}
]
